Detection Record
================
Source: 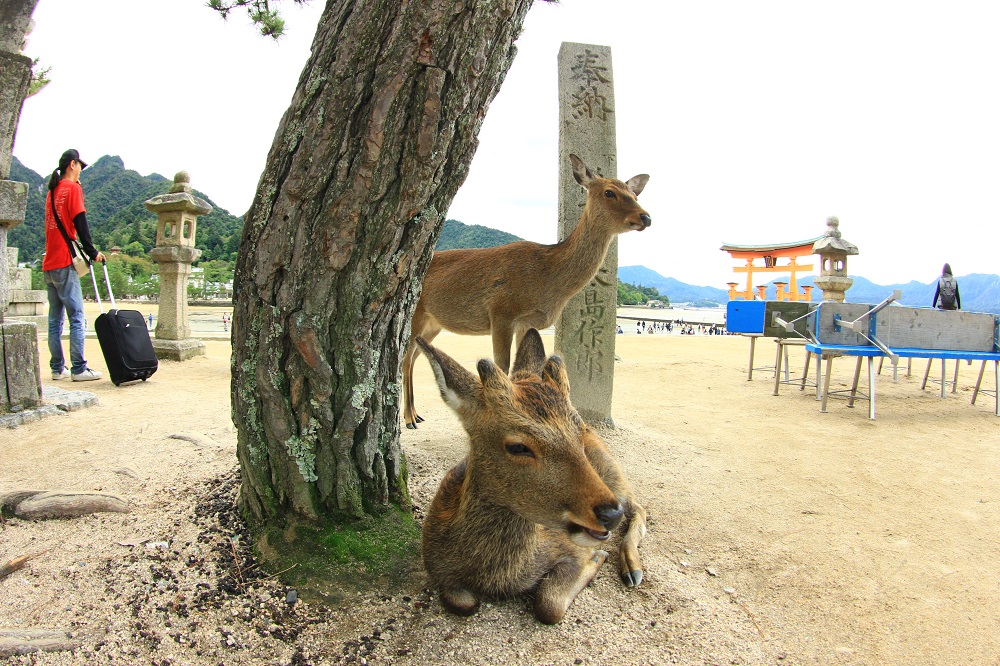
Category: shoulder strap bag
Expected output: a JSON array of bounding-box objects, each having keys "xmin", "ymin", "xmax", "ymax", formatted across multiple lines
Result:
[{"xmin": 50, "ymin": 193, "xmax": 90, "ymax": 277}]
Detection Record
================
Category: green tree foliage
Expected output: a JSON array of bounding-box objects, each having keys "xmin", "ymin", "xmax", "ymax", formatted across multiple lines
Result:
[
  {"xmin": 79, "ymin": 255, "xmax": 157, "ymax": 301},
  {"xmin": 81, "ymin": 259, "xmax": 124, "ymax": 301},
  {"xmin": 29, "ymin": 265, "xmax": 43, "ymax": 290},
  {"xmin": 206, "ymin": 0, "xmax": 299, "ymax": 38},
  {"xmin": 27, "ymin": 57, "xmax": 51, "ymax": 97},
  {"xmin": 617, "ymin": 279, "xmax": 667, "ymax": 306},
  {"xmin": 434, "ymin": 218, "xmax": 522, "ymax": 250},
  {"xmin": 190, "ymin": 259, "xmax": 234, "ymax": 300}
]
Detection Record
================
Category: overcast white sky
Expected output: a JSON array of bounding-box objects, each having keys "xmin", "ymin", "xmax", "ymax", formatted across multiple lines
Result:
[{"xmin": 15, "ymin": 1, "xmax": 1000, "ymax": 288}]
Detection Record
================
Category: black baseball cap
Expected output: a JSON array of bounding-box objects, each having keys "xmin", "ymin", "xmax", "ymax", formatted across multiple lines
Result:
[{"xmin": 59, "ymin": 149, "xmax": 87, "ymax": 170}]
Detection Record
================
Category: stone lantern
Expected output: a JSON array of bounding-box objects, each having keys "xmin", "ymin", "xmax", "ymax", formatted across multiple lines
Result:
[
  {"xmin": 812, "ymin": 216, "xmax": 858, "ymax": 302},
  {"xmin": 0, "ymin": 10, "xmax": 44, "ymax": 414},
  {"xmin": 145, "ymin": 171, "xmax": 211, "ymax": 360}
]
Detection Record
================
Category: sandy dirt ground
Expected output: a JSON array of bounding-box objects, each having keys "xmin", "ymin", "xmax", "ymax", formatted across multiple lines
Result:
[{"xmin": 2, "ymin": 305, "xmax": 999, "ymax": 665}]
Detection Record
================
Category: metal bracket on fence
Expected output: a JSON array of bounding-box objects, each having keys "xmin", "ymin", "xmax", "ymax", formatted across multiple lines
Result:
[{"xmin": 831, "ymin": 291, "xmax": 901, "ymax": 360}]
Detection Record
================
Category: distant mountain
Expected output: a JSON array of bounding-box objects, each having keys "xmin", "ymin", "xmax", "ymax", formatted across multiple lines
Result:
[
  {"xmin": 9, "ymin": 155, "xmax": 243, "ymax": 264},
  {"xmin": 620, "ymin": 265, "xmax": 1000, "ymax": 314},
  {"xmin": 619, "ymin": 266, "xmax": 729, "ymax": 304},
  {"xmin": 843, "ymin": 273, "xmax": 1000, "ymax": 313},
  {"xmin": 435, "ymin": 219, "xmax": 521, "ymax": 250}
]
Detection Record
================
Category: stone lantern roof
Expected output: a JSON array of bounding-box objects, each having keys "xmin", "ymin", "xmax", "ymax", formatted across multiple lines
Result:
[
  {"xmin": 144, "ymin": 171, "xmax": 211, "ymax": 215},
  {"xmin": 812, "ymin": 216, "xmax": 858, "ymax": 256}
]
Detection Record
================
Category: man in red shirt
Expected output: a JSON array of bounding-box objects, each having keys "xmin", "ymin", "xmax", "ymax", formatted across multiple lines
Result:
[{"xmin": 43, "ymin": 149, "xmax": 106, "ymax": 381}]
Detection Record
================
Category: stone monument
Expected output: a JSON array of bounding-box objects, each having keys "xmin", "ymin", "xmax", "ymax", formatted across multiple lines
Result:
[
  {"xmin": 145, "ymin": 171, "xmax": 210, "ymax": 361},
  {"xmin": 554, "ymin": 42, "xmax": 618, "ymax": 425},
  {"xmin": 0, "ymin": 3, "xmax": 43, "ymax": 413},
  {"xmin": 812, "ymin": 216, "xmax": 858, "ymax": 302}
]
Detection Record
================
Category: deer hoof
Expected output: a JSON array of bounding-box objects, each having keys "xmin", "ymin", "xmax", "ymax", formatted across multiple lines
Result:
[
  {"xmin": 621, "ymin": 569, "xmax": 644, "ymax": 588},
  {"xmin": 441, "ymin": 589, "xmax": 480, "ymax": 616},
  {"xmin": 405, "ymin": 422, "xmax": 417, "ymax": 430},
  {"xmin": 415, "ymin": 415, "xmax": 425, "ymax": 423}
]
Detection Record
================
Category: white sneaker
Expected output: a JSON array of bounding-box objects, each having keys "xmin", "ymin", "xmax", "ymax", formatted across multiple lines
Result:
[
  {"xmin": 72, "ymin": 368, "xmax": 102, "ymax": 382},
  {"xmin": 52, "ymin": 368, "xmax": 71, "ymax": 381}
]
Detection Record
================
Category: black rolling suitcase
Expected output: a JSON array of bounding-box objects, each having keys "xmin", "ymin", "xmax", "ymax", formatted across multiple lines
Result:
[{"xmin": 91, "ymin": 262, "xmax": 158, "ymax": 386}]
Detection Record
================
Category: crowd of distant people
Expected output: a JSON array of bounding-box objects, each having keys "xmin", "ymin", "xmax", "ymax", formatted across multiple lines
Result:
[{"xmin": 616, "ymin": 320, "xmax": 732, "ymax": 336}]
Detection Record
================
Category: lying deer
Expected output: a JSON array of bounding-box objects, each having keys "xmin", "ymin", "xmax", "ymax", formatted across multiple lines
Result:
[
  {"xmin": 418, "ymin": 329, "xmax": 647, "ymax": 624},
  {"xmin": 403, "ymin": 154, "xmax": 651, "ymax": 428}
]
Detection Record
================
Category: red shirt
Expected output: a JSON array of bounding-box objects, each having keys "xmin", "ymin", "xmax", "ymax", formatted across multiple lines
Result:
[{"xmin": 43, "ymin": 179, "xmax": 87, "ymax": 271}]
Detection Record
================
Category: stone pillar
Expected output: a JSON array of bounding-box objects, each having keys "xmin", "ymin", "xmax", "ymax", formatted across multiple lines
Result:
[
  {"xmin": 0, "ymin": 5, "xmax": 34, "ymax": 315},
  {"xmin": 146, "ymin": 171, "xmax": 210, "ymax": 361},
  {"xmin": 0, "ymin": 319, "xmax": 42, "ymax": 412},
  {"xmin": 554, "ymin": 42, "xmax": 618, "ymax": 426},
  {"xmin": 0, "ymin": 179, "xmax": 27, "ymax": 313},
  {"xmin": 0, "ymin": 2, "xmax": 42, "ymax": 413}
]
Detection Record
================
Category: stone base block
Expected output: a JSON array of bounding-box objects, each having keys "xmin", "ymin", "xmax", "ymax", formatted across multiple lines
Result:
[
  {"xmin": 0, "ymin": 179, "xmax": 29, "ymax": 228},
  {"xmin": 6, "ymin": 314, "xmax": 46, "ymax": 329},
  {"xmin": 8, "ymin": 302, "xmax": 46, "ymax": 316},
  {"xmin": 10, "ymin": 288, "xmax": 45, "ymax": 304},
  {"xmin": 11, "ymin": 267, "xmax": 32, "ymax": 291},
  {"xmin": 152, "ymin": 338, "xmax": 205, "ymax": 361},
  {"xmin": 1, "ymin": 320, "xmax": 42, "ymax": 413}
]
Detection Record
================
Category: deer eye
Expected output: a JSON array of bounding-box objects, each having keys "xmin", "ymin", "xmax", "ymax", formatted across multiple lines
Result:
[
  {"xmin": 604, "ymin": 189, "xmax": 616, "ymax": 198},
  {"xmin": 505, "ymin": 443, "xmax": 534, "ymax": 458}
]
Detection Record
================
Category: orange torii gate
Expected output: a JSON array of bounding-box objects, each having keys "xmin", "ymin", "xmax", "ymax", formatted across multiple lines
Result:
[{"xmin": 721, "ymin": 237, "xmax": 821, "ymax": 301}]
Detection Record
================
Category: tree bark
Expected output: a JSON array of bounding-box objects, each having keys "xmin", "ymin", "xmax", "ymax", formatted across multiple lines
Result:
[{"xmin": 232, "ymin": 0, "xmax": 535, "ymax": 528}]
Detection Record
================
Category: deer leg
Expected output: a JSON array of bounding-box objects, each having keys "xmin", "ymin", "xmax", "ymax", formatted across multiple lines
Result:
[
  {"xmin": 402, "ymin": 340, "xmax": 422, "ymax": 429},
  {"xmin": 403, "ymin": 323, "xmax": 441, "ymax": 429},
  {"xmin": 583, "ymin": 430, "xmax": 646, "ymax": 587},
  {"xmin": 533, "ymin": 549, "xmax": 608, "ymax": 625},
  {"xmin": 439, "ymin": 586, "xmax": 481, "ymax": 617},
  {"xmin": 617, "ymin": 501, "xmax": 647, "ymax": 587},
  {"xmin": 491, "ymin": 322, "xmax": 515, "ymax": 374}
]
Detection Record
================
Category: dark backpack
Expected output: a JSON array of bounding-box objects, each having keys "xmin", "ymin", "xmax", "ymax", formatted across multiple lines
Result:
[{"xmin": 938, "ymin": 276, "xmax": 957, "ymax": 308}]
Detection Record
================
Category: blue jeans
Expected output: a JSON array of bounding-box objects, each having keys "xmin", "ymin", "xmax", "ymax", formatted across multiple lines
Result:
[{"xmin": 44, "ymin": 266, "xmax": 88, "ymax": 374}]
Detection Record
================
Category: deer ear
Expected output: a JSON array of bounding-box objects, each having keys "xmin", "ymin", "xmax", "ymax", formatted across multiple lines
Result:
[
  {"xmin": 477, "ymin": 358, "xmax": 516, "ymax": 406},
  {"xmin": 511, "ymin": 329, "xmax": 546, "ymax": 375},
  {"xmin": 570, "ymin": 154, "xmax": 594, "ymax": 188},
  {"xmin": 417, "ymin": 338, "xmax": 481, "ymax": 412},
  {"xmin": 541, "ymin": 355, "xmax": 571, "ymax": 398},
  {"xmin": 626, "ymin": 174, "xmax": 649, "ymax": 197}
]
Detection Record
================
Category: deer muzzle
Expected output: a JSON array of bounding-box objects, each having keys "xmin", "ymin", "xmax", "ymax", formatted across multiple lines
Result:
[
  {"xmin": 594, "ymin": 501, "xmax": 624, "ymax": 531},
  {"xmin": 627, "ymin": 213, "xmax": 652, "ymax": 231},
  {"xmin": 566, "ymin": 501, "xmax": 624, "ymax": 544}
]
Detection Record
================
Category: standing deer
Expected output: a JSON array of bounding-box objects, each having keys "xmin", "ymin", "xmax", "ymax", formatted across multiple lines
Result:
[
  {"xmin": 403, "ymin": 154, "xmax": 651, "ymax": 428},
  {"xmin": 418, "ymin": 329, "xmax": 647, "ymax": 624}
]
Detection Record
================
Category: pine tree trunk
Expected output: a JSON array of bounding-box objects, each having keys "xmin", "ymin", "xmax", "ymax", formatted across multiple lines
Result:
[{"xmin": 232, "ymin": 0, "xmax": 534, "ymax": 528}]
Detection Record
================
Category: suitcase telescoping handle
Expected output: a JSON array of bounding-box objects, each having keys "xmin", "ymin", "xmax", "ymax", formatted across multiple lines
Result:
[{"xmin": 88, "ymin": 260, "xmax": 117, "ymax": 313}]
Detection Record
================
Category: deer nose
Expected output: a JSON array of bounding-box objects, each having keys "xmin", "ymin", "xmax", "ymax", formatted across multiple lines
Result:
[
  {"xmin": 639, "ymin": 213, "xmax": 651, "ymax": 228},
  {"xmin": 594, "ymin": 501, "xmax": 624, "ymax": 531}
]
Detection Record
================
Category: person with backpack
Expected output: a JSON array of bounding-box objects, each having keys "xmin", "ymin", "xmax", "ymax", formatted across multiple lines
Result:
[
  {"xmin": 932, "ymin": 263, "xmax": 961, "ymax": 311},
  {"xmin": 43, "ymin": 149, "xmax": 106, "ymax": 382}
]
